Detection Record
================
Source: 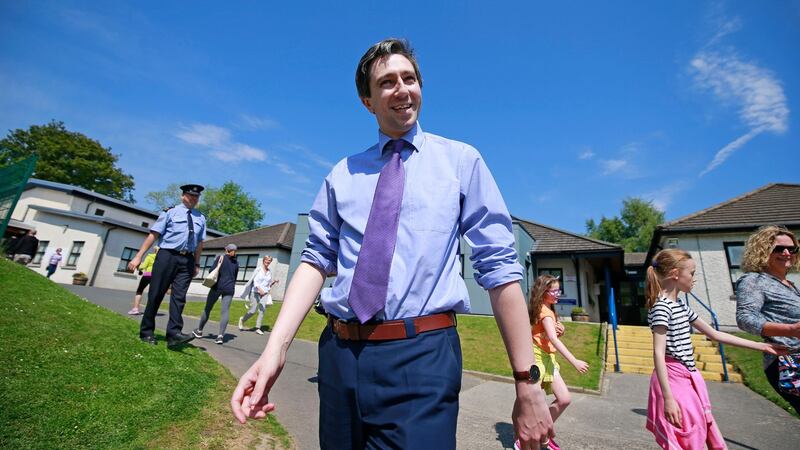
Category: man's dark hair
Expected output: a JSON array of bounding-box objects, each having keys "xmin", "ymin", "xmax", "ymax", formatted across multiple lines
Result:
[{"xmin": 356, "ymin": 38, "xmax": 423, "ymax": 99}]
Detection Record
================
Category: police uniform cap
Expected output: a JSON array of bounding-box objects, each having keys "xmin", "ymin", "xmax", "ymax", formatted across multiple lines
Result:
[{"xmin": 180, "ymin": 184, "xmax": 205, "ymax": 196}]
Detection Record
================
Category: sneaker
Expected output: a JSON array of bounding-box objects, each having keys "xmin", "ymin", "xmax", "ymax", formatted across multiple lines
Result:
[
  {"xmin": 238, "ymin": 317, "xmax": 244, "ymax": 331},
  {"xmin": 256, "ymin": 329, "xmax": 264, "ymax": 335},
  {"xmin": 547, "ymin": 439, "xmax": 560, "ymax": 450},
  {"xmin": 216, "ymin": 335, "xmax": 224, "ymax": 344},
  {"xmin": 127, "ymin": 308, "xmax": 139, "ymax": 315},
  {"xmin": 191, "ymin": 328, "xmax": 203, "ymax": 339}
]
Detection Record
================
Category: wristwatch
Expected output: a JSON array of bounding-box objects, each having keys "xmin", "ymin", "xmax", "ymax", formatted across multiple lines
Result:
[{"xmin": 513, "ymin": 364, "xmax": 541, "ymax": 383}]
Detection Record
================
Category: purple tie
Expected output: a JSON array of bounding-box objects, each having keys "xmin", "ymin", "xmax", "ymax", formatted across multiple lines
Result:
[{"xmin": 349, "ymin": 139, "xmax": 406, "ymax": 323}]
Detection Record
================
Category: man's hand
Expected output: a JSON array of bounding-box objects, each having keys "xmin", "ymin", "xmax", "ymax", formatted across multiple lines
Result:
[
  {"xmin": 512, "ymin": 382, "xmax": 554, "ymax": 449},
  {"xmin": 194, "ymin": 264, "xmax": 200, "ymax": 277},
  {"xmin": 127, "ymin": 256, "xmax": 142, "ymax": 273},
  {"xmin": 231, "ymin": 351, "xmax": 283, "ymax": 423}
]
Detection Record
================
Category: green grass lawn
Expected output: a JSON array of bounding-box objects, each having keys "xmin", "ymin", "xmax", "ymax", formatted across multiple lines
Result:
[
  {"xmin": 178, "ymin": 300, "xmax": 604, "ymax": 390},
  {"xmin": 724, "ymin": 332, "xmax": 799, "ymax": 419},
  {"xmin": 0, "ymin": 259, "xmax": 293, "ymax": 449}
]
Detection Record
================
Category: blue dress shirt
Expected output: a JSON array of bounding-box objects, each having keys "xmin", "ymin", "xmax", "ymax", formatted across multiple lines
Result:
[
  {"xmin": 150, "ymin": 204, "xmax": 207, "ymax": 252},
  {"xmin": 301, "ymin": 123, "xmax": 523, "ymax": 321}
]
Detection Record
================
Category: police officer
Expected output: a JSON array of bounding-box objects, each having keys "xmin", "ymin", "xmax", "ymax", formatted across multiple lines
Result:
[{"xmin": 128, "ymin": 184, "xmax": 207, "ymax": 347}]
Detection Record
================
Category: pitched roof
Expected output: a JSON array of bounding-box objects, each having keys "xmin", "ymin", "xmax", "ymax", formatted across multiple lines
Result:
[
  {"xmin": 657, "ymin": 183, "xmax": 800, "ymax": 232},
  {"xmin": 203, "ymin": 222, "xmax": 295, "ymax": 250},
  {"xmin": 513, "ymin": 217, "xmax": 622, "ymax": 254},
  {"xmin": 624, "ymin": 252, "xmax": 647, "ymax": 267}
]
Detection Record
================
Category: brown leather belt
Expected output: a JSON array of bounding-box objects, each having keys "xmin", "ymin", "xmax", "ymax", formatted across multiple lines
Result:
[{"xmin": 328, "ymin": 312, "xmax": 456, "ymax": 341}]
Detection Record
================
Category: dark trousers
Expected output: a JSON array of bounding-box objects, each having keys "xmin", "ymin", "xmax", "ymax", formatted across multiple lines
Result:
[
  {"xmin": 765, "ymin": 358, "xmax": 800, "ymax": 414},
  {"xmin": 46, "ymin": 264, "xmax": 57, "ymax": 278},
  {"xmin": 317, "ymin": 324, "xmax": 462, "ymax": 450},
  {"xmin": 139, "ymin": 250, "xmax": 193, "ymax": 339}
]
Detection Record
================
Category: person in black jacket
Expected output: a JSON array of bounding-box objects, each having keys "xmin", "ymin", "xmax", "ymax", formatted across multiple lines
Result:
[
  {"xmin": 193, "ymin": 243, "xmax": 239, "ymax": 344},
  {"xmin": 10, "ymin": 230, "xmax": 39, "ymax": 265}
]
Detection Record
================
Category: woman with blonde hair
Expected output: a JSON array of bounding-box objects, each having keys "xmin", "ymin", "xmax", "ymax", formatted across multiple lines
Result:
[
  {"xmin": 645, "ymin": 248, "xmax": 784, "ymax": 449},
  {"xmin": 736, "ymin": 225, "xmax": 800, "ymax": 413},
  {"xmin": 239, "ymin": 255, "xmax": 279, "ymax": 335}
]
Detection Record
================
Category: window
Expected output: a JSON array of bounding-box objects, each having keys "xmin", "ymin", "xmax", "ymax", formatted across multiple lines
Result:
[
  {"xmin": 67, "ymin": 241, "xmax": 85, "ymax": 266},
  {"xmin": 32, "ymin": 240, "xmax": 49, "ymax": 265},
  {"xmin": 141, "ymin": 221, "xmax": 149, "ymax": 228},
  {"xmin": 195, "ymin": 254, "xmax": 219, "ymax": 280},
  {"xmin": 117, "ymin": 247, "xmax": 137, "ymax": 272},
  {"xmin": 666, "ymin": 238, "xmax": 679, "ymax": 248},
  {"xmin": 94, "ymin": 208, "xmax": 105, "ymax": 216},
  {"xmin": 537, "ymin": 268, "xmax": 565, "ymax": 294},
  {"xmin": 237, "ymin": 254, "xmax": 260, "ymax": 282},
  {"xmin": 724, "ymin": 242, "xmax": 745, "ymax": 289}
]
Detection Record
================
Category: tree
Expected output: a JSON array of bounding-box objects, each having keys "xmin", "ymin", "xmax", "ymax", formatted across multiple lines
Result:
[
  {"xmin": 146, "ymin": 181, "xmax": 264, "ymax": 234},
  {"xmin": 144, "ymin": 182, "xmax": 185, "ymax": 211},
  {"xmin": 0, "ymin": 121, "xmax": 135, "ymax": 202},
  {"xmin": 586, "ymin": 197, "xmax": 665, "ymax": 252}
]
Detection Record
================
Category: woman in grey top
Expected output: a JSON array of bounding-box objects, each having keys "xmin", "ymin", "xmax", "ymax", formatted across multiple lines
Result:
[{"xmin": 736, "ymin": 225, "xmax": 800, "ymax": 413}]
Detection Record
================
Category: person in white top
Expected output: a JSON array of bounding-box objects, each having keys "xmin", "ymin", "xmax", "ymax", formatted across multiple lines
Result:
[{"xmin": 239, "ymin": 255, "xmax": 279, "ymax": 335}]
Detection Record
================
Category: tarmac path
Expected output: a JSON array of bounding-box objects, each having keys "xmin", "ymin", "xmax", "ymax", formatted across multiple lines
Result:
[{"xmin": 65, "ymin": 285, "xmax": 797, "ymax": 449}]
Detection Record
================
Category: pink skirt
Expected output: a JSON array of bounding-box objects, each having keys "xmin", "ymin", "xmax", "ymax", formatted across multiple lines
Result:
[{"xmin": 646, "ymin": 357, "xmax": 726, "ymax": 450}]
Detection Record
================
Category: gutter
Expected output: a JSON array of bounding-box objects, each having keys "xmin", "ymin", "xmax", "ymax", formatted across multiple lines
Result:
[{"xmin": 90, "ymin": 225, "xmax": 117, "ymax": 286}]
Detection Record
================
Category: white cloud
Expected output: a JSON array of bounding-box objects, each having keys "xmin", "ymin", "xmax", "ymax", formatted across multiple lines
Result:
[
  {"xmin": 690, "ymin": 23, "xmax": 789, "ymax": 176},
  {"xmin": 176, "ymin": 123, "xmax": 266, "ymax": 162},
  {"xmin": 237, "ymin": 114, "xmax": 280, "ymax": 131},
  {"xmin": 176, "ymin": 123, "xmax": 231, "ymax": 147},
  {"xmin": 578, "ymin": 147, "xmax": 595, "ymax": 160},
  {"xmin": 600, "ymin": 159, "xmax": 627, "ymax": 175},
  {"xmin": 643, "ymin": 181, "xmax": 690, "ymax": 212}
]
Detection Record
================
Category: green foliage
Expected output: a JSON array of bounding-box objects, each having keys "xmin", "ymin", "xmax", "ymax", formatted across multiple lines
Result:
[
  {"xmin": 147, "ymin": 181, "xmax": 264, "ymax": 234},
  {"xmin": 200, "ymin": 181, "xmax": 264, "ymax": 234},
  {"xmin": 0, "ymin": 258, "xmax": 292, "ymax": 448},
  {"xmin": 0, "ymin": 121, "xmax": 135, "ymax": 202},
  {"xmin": 586, "ymin": 197, "xmax": 665, "ymax": 252},
  {"xmin": 144, "ymin": 182, "xmax": 185, "ymax": 211},
  {"xmin": 571, "ymin": 307, "xmax": 586, "ymax": 314}
]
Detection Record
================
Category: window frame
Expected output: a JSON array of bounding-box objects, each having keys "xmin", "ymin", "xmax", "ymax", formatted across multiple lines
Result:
[
  {"xmin": 66, "ymin": 241, "xmax": 85, "ymax": 267},
  {"xmin": 194, "ymin": 254, "xmax": 220, "ymax": 280},
  {"xmin": 236, "ymin": 254, "xmax": 260, "ymax": 282},
  {"xmin": 723, "ymin": 241, "xmax": 745, "ymax": 290},
  {"xmin": 117, "ymin": 247, "xmax": 138, "ymax": 273},
  {"xmin": 32, "ymin": 240, "xmax": 49, "ymax": 265}
]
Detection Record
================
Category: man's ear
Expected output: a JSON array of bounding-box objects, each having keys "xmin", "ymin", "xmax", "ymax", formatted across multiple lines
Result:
[{"xmin": 361, "ymin": 97, "xmax": 374, "ymax": 114}]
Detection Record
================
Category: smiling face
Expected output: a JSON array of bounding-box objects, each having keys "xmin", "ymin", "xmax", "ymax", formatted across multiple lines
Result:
[
  {"xmin": 767, "ymin": 234, "xmax": 798, "ymax": 276},
  {"xmin": 182, "ymin": 192, "xmax": 200, "ymax": 209},
  {"xmin": 544, "ymin": 282, "xmax": 561, "ymax": 305},
  {"xmin": 360, "ymin": 54, "xmax": 422, "ymax": 139}
]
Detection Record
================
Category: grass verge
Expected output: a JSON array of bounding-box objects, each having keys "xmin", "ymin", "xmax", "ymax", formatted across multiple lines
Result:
[
  {"xmin": 178, "ymin": 300, "xmax": 604, "ymax": 390},
  {"xmin": 725, "ymin": 332, "xmax": 799, "ymax": 419},
  {"xmin": 0, "ymin": 258, "xmax": 293, "ymax": 449}
]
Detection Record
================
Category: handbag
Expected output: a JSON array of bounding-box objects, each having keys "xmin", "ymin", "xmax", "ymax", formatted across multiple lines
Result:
[
  {"xmin": 777, "ymin": 353, "xmax": 800, "ymax": 397},
  {"xmin": 202, "ymin": 256, "xmax": 224, "ymax": 288}
]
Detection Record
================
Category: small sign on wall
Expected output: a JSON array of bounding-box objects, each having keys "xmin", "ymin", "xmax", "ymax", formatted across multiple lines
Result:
[
  {"xmin": 564, "ymin": 275, "xmax": 577, "ymax": 282},
  {"xmin": 558, "ymin": 298, "xmax": 578, "ymax": 305}
]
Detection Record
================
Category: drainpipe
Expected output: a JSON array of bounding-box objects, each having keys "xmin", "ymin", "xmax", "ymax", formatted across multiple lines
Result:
[
  {"xmin": 572, "ymin": 255, "xmax": 582, "ymax": 308},
  {"xmin": 90, "ymin": 225, "xmax": 117, "ymax": 286}
]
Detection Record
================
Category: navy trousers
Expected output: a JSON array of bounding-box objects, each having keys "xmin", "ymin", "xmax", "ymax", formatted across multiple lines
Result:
[
  {"xmin": 139, "ymin": 249, "xmax": 194, "ymax": 339},
  {"xmin": 318, "ymin": 323, "xmax": 462, "ymax": 450}
]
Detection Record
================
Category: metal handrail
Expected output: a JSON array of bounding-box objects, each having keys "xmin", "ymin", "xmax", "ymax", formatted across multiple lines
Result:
[
  {"xmin": 608, "ymin": 287, "xmax": 620, "ymax": 372},
  {"xmin": 684, "ymin": 292, "xmax": 730, "ymax": 382}
]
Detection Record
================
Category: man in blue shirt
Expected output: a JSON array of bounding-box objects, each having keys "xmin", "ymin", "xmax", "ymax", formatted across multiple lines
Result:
[
  {"xmin": 128, "ymin": 184, "xmax": 207, "ymax": 348},
  {"xmin": 231, "ymin": 39, "xmax": 553, "ymax": 449}
]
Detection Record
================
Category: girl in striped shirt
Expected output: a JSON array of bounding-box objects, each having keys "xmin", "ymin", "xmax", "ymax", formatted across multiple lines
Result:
[{"xmin": 645, "ymin": 248, "xmax": 785, "ymax": 449}]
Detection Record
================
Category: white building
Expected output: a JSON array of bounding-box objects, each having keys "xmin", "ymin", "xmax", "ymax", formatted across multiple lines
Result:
[
  {"xmin": 8, "ymin": 178, "xmax": 225, "ymax": 290},
  {"xmin": 645, "ymin": 183, "xmax": 800, "ymax": 327},
  {"xmin": 188, "ymin": 222, "xmax": 296, "ymax": 300}
]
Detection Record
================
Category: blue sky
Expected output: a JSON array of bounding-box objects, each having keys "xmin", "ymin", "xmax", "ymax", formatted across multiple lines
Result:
[{"xmin": 1, "ymin": 1, "xmax": 798, "ymax": 235}]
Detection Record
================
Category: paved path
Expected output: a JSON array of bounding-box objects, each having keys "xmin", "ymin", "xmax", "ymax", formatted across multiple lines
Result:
[{"xmin": 66, "ymin": 285, "xmax": 797, "ymax": 449}]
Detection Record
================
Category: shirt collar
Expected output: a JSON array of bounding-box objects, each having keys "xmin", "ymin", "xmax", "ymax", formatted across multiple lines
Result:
[{"xmin": 377, "ymin": 122, "xmax": 425, "ymax": 155}]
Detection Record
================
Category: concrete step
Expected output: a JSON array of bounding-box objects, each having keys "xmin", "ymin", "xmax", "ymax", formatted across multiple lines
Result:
[{"xmin": 604, "ymin": 363, "xmax": 742, "ymax": 383}]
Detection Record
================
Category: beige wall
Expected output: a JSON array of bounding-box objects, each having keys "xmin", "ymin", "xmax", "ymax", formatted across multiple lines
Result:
[{"xmin": 13, "ymin": 188, "xmax": 73, "ymax": 221}]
